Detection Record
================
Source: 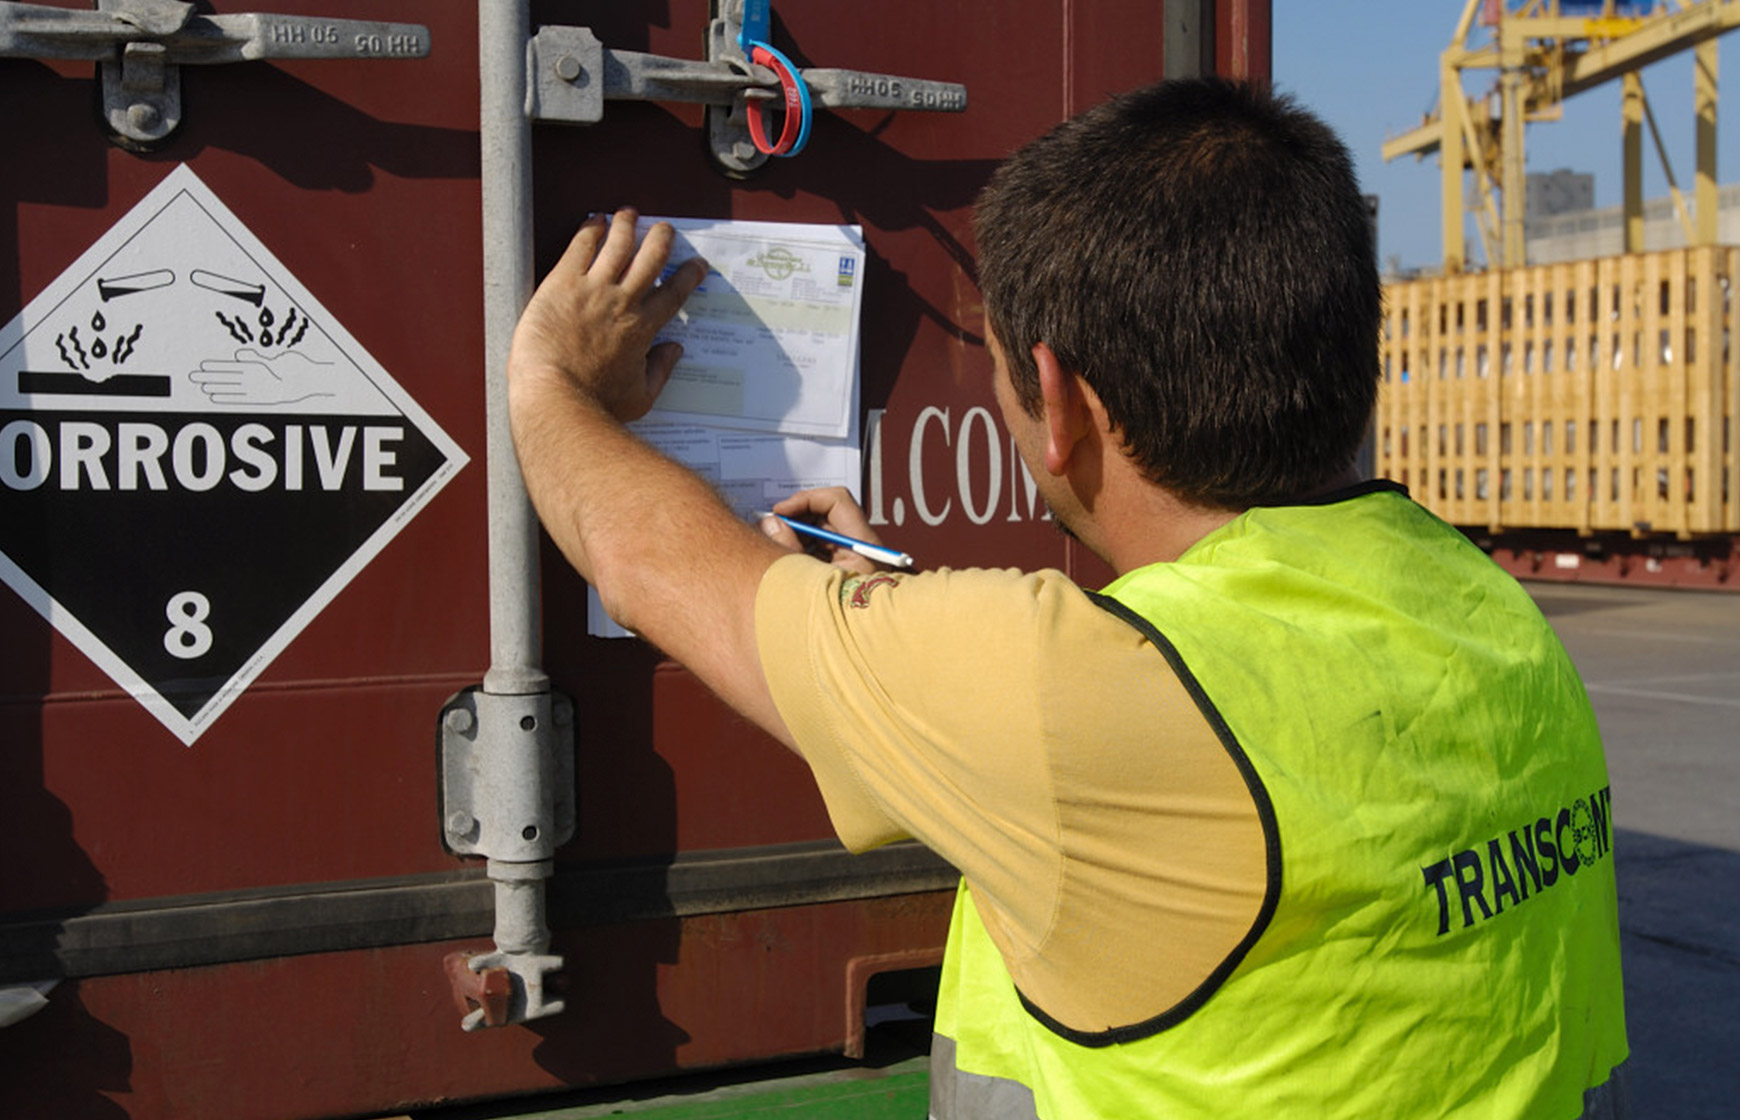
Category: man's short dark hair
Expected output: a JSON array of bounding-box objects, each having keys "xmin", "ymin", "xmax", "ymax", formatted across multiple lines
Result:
[{"xmin": 973, "ymin": 78, "xmax": 1380, "ymax": 510}]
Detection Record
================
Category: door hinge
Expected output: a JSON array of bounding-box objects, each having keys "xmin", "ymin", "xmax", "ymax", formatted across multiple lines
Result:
[{"xmin": 0, "ymin": 0, "xmax": 429, "ymax": 148}]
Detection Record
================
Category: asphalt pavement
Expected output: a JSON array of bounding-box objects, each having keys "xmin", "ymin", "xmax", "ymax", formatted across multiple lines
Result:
[{"xmin": 1530, "ymin": 582, "xmax": 1740, "ymax": 1119}]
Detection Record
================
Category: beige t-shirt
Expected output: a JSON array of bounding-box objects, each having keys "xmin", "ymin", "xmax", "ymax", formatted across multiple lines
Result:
[{"xmin": 754, "ymin": 553, "xmax": 1268, "ymax": 1034}]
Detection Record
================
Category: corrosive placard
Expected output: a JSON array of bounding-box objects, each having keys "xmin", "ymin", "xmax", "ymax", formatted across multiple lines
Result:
[{"xmin": 0, "ymin": 165, "xmax": 467, "ymax": 745}]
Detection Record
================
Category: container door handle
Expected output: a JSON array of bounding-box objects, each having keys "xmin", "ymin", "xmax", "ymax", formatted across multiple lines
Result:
[{"xmin": 525, "ymin": 0, "xmax": 966, "ymax": 174}]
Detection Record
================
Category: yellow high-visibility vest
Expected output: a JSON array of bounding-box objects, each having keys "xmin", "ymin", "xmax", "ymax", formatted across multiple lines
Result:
[{"xmin": 932, "ymin": 483, "xmax": 1628, "ymax": 1120}]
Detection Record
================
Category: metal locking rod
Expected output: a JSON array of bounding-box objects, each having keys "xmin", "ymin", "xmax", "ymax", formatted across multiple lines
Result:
[
  {"xmin": 438, "ymin": 0, "xmax": 577, "ymax": 1034},
  {"xmin": 0, "ymin": 0, "xmax": 428, "ymax": 146},
  {"xmin": 524, "ymin": 1, "xmax": 966, "ymax": 173}
]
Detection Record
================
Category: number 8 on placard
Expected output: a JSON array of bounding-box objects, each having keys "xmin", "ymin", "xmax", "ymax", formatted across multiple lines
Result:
[{"xmin": 163, "ymin": 591, "xmax": 214, "ymax": 659}]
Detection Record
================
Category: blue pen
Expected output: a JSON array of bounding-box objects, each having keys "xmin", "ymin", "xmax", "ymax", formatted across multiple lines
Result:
[{"xmin": 761, "ymin": 512, "xmax": 915, "ymax": 569}]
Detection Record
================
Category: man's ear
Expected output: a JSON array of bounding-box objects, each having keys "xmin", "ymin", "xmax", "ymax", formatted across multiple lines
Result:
[{"xmin": 1032, "ymin": 341, "xmax": 1095, "ymax": 477}]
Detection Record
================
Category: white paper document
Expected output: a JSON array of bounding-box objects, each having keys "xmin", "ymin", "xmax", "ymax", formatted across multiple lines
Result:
[
  {"xmin": 638, "ymin": 216, "xmax": 865, "ymax": 440},
  {"xmin": 588, "ymin": 219, "xmax": 867, "ymax": 639}
]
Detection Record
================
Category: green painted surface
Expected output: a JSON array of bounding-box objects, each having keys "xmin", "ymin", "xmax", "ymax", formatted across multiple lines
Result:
[
  {"xmin": 544, "ymin": 1058, "xmax": 928, "ymax": 1118},
  {"xmin": 413, "ymin": 1055, "xmax": 929, "ymax": 1120}
]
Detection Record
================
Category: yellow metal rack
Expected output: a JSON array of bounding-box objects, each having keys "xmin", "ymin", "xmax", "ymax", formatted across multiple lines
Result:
[{"xmin": 1378, "ymin": 247, "xmax": 1740, "ymax": 537}]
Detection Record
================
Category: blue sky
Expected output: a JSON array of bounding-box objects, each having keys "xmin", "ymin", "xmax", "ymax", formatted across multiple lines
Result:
[{"xmin": 1274, "ymin": 3, "xmax": 1740, "ymax": 271}]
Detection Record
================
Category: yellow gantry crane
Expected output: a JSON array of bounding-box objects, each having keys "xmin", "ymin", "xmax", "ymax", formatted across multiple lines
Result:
[{"xmin": 1384, "ymin": 0, "xmax": 1740, "ymax": 273}]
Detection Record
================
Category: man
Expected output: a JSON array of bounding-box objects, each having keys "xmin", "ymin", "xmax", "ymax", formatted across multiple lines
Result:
[{"xmin": 507, "ymin": 79, "xmax": 1628, "ymax": 1119}]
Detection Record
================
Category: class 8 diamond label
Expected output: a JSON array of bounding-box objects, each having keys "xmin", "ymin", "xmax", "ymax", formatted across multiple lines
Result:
[{"xmin": 0, "ymin": 165, "xmax": 466, "ymax": 745}]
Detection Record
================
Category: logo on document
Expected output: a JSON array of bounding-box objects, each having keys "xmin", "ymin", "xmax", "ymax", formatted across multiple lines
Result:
[
  {"xmin": 746, "ymin": 245, "xmax": 809, "ymax": 282},
  {"xmin": 836, "ymin": 256, "xmax": 857, "ymax": 287}
]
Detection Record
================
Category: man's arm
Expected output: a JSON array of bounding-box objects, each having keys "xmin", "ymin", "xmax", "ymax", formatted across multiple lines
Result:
[{"xmin": 506, "ymin": 210, "xmax": 795, "ymax": 748}]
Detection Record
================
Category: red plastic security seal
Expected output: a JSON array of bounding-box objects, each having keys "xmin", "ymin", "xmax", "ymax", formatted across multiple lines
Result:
[{"xmin": 744, "ymin": 41, "xmax": 813, "ymax": 157}]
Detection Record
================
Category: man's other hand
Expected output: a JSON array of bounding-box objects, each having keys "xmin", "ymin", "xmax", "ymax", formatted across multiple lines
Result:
[
  {"xmin": 507, "ymin": 209, "xmax": 708, "ymax": 423},
  {"xmin": 764, "ymin": 488, "xmax": 886, "ymax": 576}
]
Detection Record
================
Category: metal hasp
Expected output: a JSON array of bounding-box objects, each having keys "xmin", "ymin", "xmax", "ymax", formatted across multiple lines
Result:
[
  {"xmin": 524, "ymin": 0, "xmax": 967, "ymax": 173},
  {"xmin": 0, "ymin": 0, "xmax": 428, "ymax": 147},
  {"xmin": 438, "ymin": 688, "xmax": 575, "ymax": 1030}
]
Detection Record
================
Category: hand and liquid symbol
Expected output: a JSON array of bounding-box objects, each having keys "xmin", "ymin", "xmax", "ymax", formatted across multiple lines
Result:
[
  {"xmin": 36, "ymin": 267, "xmax": 333, "ymax": 407},
  {"xmin": 188, "ymin": 268, "xmax": 334, "ymax": 405}
]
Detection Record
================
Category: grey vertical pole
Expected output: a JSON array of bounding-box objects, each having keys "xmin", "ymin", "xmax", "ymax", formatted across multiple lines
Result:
[
  {"xmin": 446, "ymin": 0, "xmax": 568, "ymax": 1029},
  {"xmin": 1165, "ymin": 0, "xmax": 1216, "ymax": 81},
  {"xmin": 480, "ymin": 0, "xmax": 547, "ymax": 700}
]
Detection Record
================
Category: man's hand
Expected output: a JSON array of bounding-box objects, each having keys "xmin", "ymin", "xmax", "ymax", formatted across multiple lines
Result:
[
  {"xmin": 507, "ymin": 209, "xmax": 708, "ymax": 422},
  {"xmin": 763, "ymin": 488, "xmax": 886, "ymax": 576}
]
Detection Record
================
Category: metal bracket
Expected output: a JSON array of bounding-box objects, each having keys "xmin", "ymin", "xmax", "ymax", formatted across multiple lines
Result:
[
  {"xmin": 438, "ymin": 687, "xmax": 576, "ymax": 860},
  {"xmin": 0, "ymin": 0, "xmax": 429, "ymax": 147},
  {"xmin": 444, "ymin": 946, "xmax": 565, "ymax": 1032},
  {"xmin": 525, "ymin": 0, "xmax": 966, "ymax": 174}
]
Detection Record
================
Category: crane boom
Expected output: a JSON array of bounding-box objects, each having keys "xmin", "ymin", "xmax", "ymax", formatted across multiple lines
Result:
[{"xmin": 1383, "ymin": 0, "xmax": 1740, "ymax": 271}]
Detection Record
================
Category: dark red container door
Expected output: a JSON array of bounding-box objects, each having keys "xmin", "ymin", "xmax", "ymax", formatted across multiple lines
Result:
[{"xmin": 0, "ymin": 4, "xmax": 1267, "ymax": 1118}]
